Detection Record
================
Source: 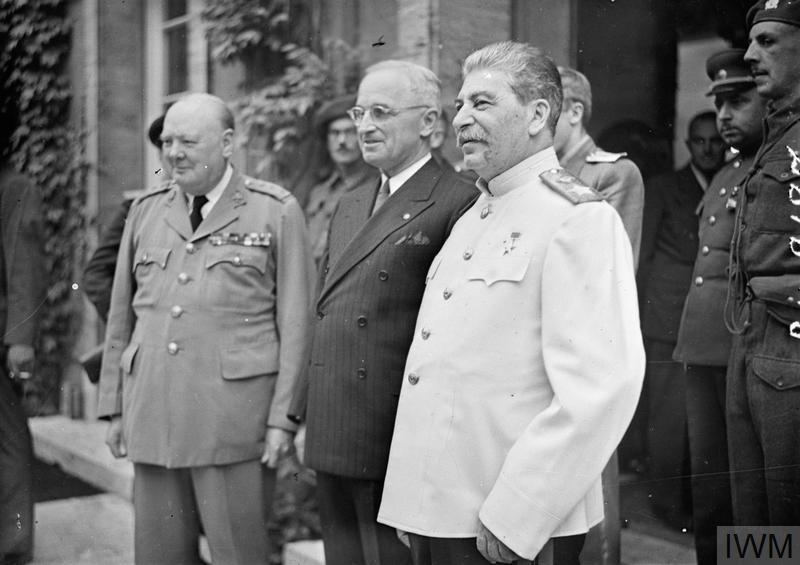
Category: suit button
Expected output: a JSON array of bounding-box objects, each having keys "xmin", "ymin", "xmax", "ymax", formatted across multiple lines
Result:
[
  {"xmin": 407, "ymin": 373, "xmax": 420, "ymax": 385},
  {"xmin": 167, "ymin": 342, "xmax": 179, "ymax": 355},
  {"xmin": 695, "ymin": 276, "xmax": 704, "ymax": 286},
  {"xmin": 702, "ymin": 245, "xmax": 710, "ymax": 255},
  {"xmin": 177, "ymin": 272, "xmax": 190, "ymax": 285},
  {"xmin": 170, "ymin": 305, "xmax": 183, "ymax": 318},
  {"xmin": 316, "ymin": 311, "xmax": 325, "ymax": 320},
  {"xmin": 708, "ymin": 215, "xmax": 717, "ymax": 225},
  {"xmin": 443, "ymin": 289, "xmax": 452, "ymax": 300},
  {"xmin": 378, "ymin": 270, "xmax": 389, "ymax": 281},
  {"xmin": 185, "ymin": 242, "xmax": 196, "ymax": 254},
  {"xmin": 357, "ymin": 316, "xmax": 368, "ymax": 327},
  {"xmin": 357, "ymin": 368, "xmax": 367, "ymax": 379},
  {"xmin": 463, "ymin": 249, "xmax": 473, "ymax": 260},
  {"xmin": 421, "ymin": 328, "xmax": 430, "ymax": 340}
]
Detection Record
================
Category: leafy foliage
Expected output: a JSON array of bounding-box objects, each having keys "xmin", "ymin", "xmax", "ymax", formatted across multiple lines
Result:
[{"xmin": 0, "ymin": 0, "xmax": 86, "ymax": 412}]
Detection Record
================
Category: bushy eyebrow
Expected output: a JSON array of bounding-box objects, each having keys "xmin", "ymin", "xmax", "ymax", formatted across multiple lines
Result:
[{"xmin": 454, "ymin": 90, "xmax": 496, "ymax": 105}]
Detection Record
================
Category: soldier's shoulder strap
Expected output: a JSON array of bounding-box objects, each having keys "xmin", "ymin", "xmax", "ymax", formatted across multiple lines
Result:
[
  {"xmin": 242, "ymin": 176, "xmax": 293, "ymax": 202},
  {"xmin": 585, "ymin": 149, "xmax": 628, "ymax": 164},
  {"xmin": 540, "ymin": 168, "xmax": 603, "ymax": 204}
]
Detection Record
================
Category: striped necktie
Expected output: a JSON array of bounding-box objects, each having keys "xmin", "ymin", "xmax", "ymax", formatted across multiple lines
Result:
[{"xmin": 371, "ymin": 178, "xmax": 391, "ymax": 216}]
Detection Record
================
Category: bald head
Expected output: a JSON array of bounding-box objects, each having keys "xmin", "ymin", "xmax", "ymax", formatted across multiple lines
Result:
[{"xmin": 162, "ymin": 93, "xmax": 235, "ymax": 195}]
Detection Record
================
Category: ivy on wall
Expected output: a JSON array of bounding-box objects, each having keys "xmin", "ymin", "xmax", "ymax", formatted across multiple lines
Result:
[{"xmin": 0, "ymin": 0, "xmax": 86, "ymax": 412}]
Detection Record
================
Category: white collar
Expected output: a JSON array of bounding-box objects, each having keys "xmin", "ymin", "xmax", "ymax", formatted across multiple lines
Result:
[
  {"xmin": 188, "ymin": 163, "xmax": 233, "ymax": 215},
  {"xmin": 381, "ymin": 153, "xmax": 431, "ymax": 195}
]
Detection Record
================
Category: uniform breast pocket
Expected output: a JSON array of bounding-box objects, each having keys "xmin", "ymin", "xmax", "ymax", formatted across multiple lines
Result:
[
  {"xmin": 204, "ymin": 246, "xmax": 271, "ymax": 309},
  {"xmin": 132, "ymin": 247, "xmax": 171, "ymax": 306},
  {"xmin": 751, "ymin": 160, "xmax": 800, "ymax": 234},
  {"xmin": 466, "ymin": 256, "xmax": 530, "ymax": 286}
]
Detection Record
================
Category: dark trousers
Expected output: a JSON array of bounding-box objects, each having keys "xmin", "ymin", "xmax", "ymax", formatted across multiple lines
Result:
[
  {"xmin": 0, "ymin": 374, "xmax": 33, "ymax": 564},
  {"xmin": 315, "ymin": 471, "xmax": 412, "ymax": 565},
  {"xmin": 408, "ymin": 533, "xmax": 586, "ymax": 565},
  {"xmin": 685, "ymin": 364, "xmax": 732, "ymax": 565},
  {"xmin": 726, "ymin": 301, "xmax": 800, "ymax": 526},
  {"xmin": 644, "ymin": 338, "xmax": 692, "ymax": 528},
  {"xmin": 133, "ymin": 460, "xmax": 275, "ymax": 565}
]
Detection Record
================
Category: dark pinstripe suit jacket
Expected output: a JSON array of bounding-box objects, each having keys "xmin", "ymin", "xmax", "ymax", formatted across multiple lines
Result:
[{"xmin": 295, "ymin": 158, "xmax": 476, "ymax": 479}]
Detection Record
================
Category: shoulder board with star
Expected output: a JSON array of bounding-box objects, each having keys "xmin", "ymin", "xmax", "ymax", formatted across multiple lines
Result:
[
  {"xmin": 243, "ymin": 176, "xmax": 293, "ymax": 202},
  {"xmin": 585, "ymin": 149, "xmax": 628, "ymax": 164},
  {"xmin": 540, "ymin": 168, "xmax": 603, "ymax": 204}
]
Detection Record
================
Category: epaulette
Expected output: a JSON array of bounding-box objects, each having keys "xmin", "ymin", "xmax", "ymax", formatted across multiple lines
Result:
[
  {"xmin": 130, "ymin": 180, "xmax": 173, "ymax": 202},
  {"xmin": 540, "ymin": 168, "xmax": 603, "ymax": 204},
  {"xmin": 243, "ymin": 176, "xmax": 293, "ymax": 202},
  {"xmin": 585, "ymin": 149, "xmax": 628, "ymax": 164}
]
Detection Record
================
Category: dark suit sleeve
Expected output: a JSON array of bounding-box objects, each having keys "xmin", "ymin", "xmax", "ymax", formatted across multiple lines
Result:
[
  {"xmin": 3, "ymin": 174, "xmax": 47, "ymax": 347},
  {"xmin": 82, "ymin": 200, "xmax": 133, "ymax": 322},
  {"xmin": 637, "ymin": 174, "xmax": 667, "ymax": 296}
]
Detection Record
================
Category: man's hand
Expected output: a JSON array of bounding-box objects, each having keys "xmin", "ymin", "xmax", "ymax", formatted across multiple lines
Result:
[
  {"xmin": 7, "ymin": 344, "xmax": 35, "ymax": 379},
  {"xmin": 261, "ymin": 427, "xmax": 295, "ymax": 468},
  {"xmin": 105, "ymin": 416, "xmax": 127, "ymax": 458},
  {"xmin": 476, "ymin": 522, "xmax": 522, "ymax": 564}
]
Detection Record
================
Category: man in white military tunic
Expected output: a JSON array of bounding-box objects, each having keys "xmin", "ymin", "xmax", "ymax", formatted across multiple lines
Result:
[
  {"xmin": 98, "ymin": 93, "xmax": 314, "ymax": 564},
  {"xmin": 378, "ymin": 42, "xmax": 645, "ymax": 565}
]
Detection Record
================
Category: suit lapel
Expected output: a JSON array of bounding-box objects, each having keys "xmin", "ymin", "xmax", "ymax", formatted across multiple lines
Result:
[
  {"xmin": 321, "ymin": 160, "xmax": 443, "ymax": 301},
  {"xmin": 191, "ymin": 172, "xmax": 245, "ymax": 241}
]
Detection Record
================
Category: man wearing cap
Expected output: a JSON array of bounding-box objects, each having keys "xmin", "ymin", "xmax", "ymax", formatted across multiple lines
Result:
[
  {"xmin": 726, "ymin": 0, "xmax": 800, "ymax": 526},
  {"xmin": 555, "ymin": 66, "xmax": 644, "ymax": 264},
  {"xmin": 674, "ymin": 48, "xmax": 766, "ymax": 564},
  {"xmin": 291, "ymin": 61, "xmax": 475, "ymax": 565},
  {"xmin": 304, "ymin": 95, "xmax": 378, "ymax": 266}
]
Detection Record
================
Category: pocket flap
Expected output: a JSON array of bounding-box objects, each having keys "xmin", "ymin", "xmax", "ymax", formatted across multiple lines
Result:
[
  {"xmin": 205, "ymin": 247, "xmax": 268, "ymax": 274},
  {"xmin": 761, "ymin": 159, "xmax": 800, "ymax": 184},
  {"xmin": 749, "ymin": 275, "xmax": 800, "ymax": 308},
  {"xmin": 752, "ymin": 355, "xmax": 800, "ymax": 390},
  {"xmin": 120, "ymin": 342, "xmax": 140, "ymax": 374},
  {"xmin": 220, "ymin": 340, "xmax": 279, "ymax": 380},
  {"xmin": 467, "ymin": 256, "xmax": 529, "ymax": 286},
  {"xmin": 133, "ymin": 247, "xmax": 171, "ymax": 271}
]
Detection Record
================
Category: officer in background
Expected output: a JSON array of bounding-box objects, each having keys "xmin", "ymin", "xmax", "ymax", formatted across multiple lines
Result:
[
  {"xmin": 555, "ymin": 66, "xmax": 645, "ymax": 264},
  {"xmin": 674, "ymin": 48, "xmax": 766, "ymax": 565},
  {"xmin": 726, "ymin": 0, "xmax": 800, "ymax": 526},
  {"xmin": 98, "ymin": 93, "xmax": 314, "ymax": 564},
  {"xmin": 304, "ymin": 94, "xmax": 378, "ymax": 266},
  {"xmin": 0, "ymin": 133, "xmax": 47, "ymax": 565}
]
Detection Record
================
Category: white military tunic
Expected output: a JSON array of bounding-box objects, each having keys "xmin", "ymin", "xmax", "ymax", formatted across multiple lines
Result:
[{"xmin": 378, "ymin": 147, "xmax": 645, "ymax": 560}]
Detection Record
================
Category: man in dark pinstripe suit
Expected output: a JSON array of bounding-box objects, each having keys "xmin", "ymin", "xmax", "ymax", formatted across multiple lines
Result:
[{"xmin": 290, "ymin": 60, "xmax": 476, "ymax": 565}]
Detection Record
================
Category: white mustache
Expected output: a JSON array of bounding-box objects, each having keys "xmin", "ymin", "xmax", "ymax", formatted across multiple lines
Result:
[{"xmin": 456, "ymin": 129, "xmax": 487, "ymax": 147}]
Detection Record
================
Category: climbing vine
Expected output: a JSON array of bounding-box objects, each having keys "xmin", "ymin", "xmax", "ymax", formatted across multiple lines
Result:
[{"xmin": 0, "ymin": 0, "xmax": 86, "ymax": 412}]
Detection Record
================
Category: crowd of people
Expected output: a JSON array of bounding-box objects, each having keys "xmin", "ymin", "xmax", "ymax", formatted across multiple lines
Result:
[{"xmin": 2, "ymin": 1, "xmax": 800, "ymax": 564}]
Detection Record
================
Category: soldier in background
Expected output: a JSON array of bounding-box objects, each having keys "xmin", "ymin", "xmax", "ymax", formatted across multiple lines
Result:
[
  {"xmin": 726, "ymin": 0, "xmax": 800, "ymax": 526},
  {"xmin": 674, "ymin": 48, "xmax": 766, "ymax": 565},
  {"xmin": 555, "ymin": 66, "xmax": 645, "ymax": 264}
]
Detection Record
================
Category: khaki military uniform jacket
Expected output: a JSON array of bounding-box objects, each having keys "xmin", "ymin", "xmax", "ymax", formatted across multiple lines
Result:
[{"xmin": 97, "ymin": 170, "xmax": 314, "ymax": 467}]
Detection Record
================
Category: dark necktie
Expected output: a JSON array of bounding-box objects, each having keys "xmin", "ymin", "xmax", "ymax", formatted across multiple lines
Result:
[
  {"xmin": 190, "ymin": 195, "xmax": 208, "ymax": 231},
  {"xmin": 371, "ymin": 178, "xmax": 391, "ymax": 216}
]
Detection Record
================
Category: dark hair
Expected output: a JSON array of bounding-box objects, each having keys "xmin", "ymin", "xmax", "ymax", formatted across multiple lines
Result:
[
  {"xmin": 463, "ymin": 41, "xmax": 563, "ymax": 133},
  {"xmin": 688, "ymin": 110, "xmax": 717, "ymax": 137}
]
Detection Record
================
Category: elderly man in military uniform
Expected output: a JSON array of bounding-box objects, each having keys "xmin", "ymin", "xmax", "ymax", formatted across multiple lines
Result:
[
  {"xmin": 554, "ymin": 66, "xmax": 644, "ymax": 264},
  {"xmin": 673, "ymin": 48, "xmax": 766, "ymax": 564},
  {"xmin": 725, "ymin": 0, "xmax": 800, "ymax": 526},
  {"xmin": 98, "ymin": 93, "xmax": 314, "ymax": 564}
]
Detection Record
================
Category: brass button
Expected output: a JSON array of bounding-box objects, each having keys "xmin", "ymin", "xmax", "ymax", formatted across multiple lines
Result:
[
  {"xmin": 402, "ymin": 213, "xmax": 411, "ymax": 220},
  {"xmin": 463, "ymin": 249, "xmax": 473, "ymax": 260},
  {"xmin": 407, "ymin": 373, "xmax": 420, "ymax": 385},
  {"xmin": 378, "ymin": 270, "xmax": 389, "ymax": 281},
  {"xmin": 421, "ymin": 328, "xmax": 430, "ymax": 340},
  {"xmin": 733, "ymin": 160, "xmax": 741, "ymax": 168},
  {"xmin": 177, "ymin": 272, "xmax": 190, "ymax": 285},
  {"xmin": 167, "ymin": 342, "xmax": 179, "ymax": 355},
  {"xmin": 695, "ymin": 276, "xmax": 704, "ymax": 286},
  {"xmin": 233, "ymin": 255, "xmax": 242, "ymax": 265},
  {"xmin": 719, "ymin": 187, "xmax": 727, "ymax": 196},
  {"xmin": 185, "ymin": 242, "xmax": 195, "ymax": 254},
  {"xmin": 357, "ymin": 316, "xmax": 368, "ymax": 327},
  {"xmin": 708, "ymin": 215, "xmax": 717, "ymax": 225},
  {"xmin": 443, "ymin": 289, "xmax": 452, "ymax": 300},
  {"xmin": 141, "ymin": 252, "xmax": 149, "ymax": 262},
  {"xmin": 170, "ymin": 305, "xmax": 183, "ymax": 318},
  {"xmin": 789, "ymin": 297, "xmax": 795, "ymax": 303},
  {"xmin": 776, "ymin": 377, "xmax": 784, "ymax": 388},
  {"xmin": 357, "ymin": 367, "xmax": 367, "ymax": 379},
  {"xmin": 701, "ymin": 245, "xmax": 710, "ymax": 255}
]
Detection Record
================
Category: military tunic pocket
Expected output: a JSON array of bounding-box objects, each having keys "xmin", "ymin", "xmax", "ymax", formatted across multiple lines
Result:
[
  {"xmin": 220, "ymin": 339, "xmax": 279, "ymax": 380},
  {"xmin": 203, "ymin": 246, "xmax": 272, "ymax": 310},
  {"xmin": 466, "ymin": 256, "xmax": 529, "ymax": 286},
  {"xmin": 750, "ymin": 160, "xmax": 800, "ymax": 234},
  {"xmin": 752, "ymin": 356, "xmax": 800, "ymax": 391},
  {"xmin": 132, "ymin": 246, "xmax": 171, "ymax": 306}
]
